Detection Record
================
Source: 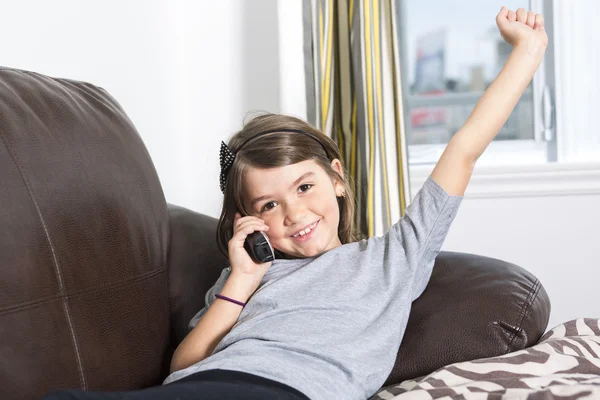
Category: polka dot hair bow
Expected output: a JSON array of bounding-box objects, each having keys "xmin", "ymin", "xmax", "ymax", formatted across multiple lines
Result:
[{"xmin": 219, "ymin": 141, "xmax": 236, "ymax": 193}]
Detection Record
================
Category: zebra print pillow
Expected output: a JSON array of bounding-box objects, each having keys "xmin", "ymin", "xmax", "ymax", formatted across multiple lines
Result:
[{"xmin": 372, "ymin": 318, "xmax": 600, "ymax": 399}]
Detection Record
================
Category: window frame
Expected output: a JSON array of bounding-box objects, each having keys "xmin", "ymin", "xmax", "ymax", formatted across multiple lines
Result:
[{"xmin": 397, "ymin": 0, "xmax": 557, "ymax": 167}]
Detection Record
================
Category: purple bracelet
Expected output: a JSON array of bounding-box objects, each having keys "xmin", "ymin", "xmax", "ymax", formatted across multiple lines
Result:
[{"xmin": 215, "ymin": 293, "xmax": 246, "ymax": 307}]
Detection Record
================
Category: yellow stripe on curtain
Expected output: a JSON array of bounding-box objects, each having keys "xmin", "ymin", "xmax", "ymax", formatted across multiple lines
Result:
[{"xmin": 306, "ymin": 0, "xmax": 410, "ymax": 238}]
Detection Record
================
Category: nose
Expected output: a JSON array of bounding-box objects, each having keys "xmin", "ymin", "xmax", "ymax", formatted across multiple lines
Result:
[{"xmin": 284, "ymin": 200, "xmax": 308, "ymax": 226}]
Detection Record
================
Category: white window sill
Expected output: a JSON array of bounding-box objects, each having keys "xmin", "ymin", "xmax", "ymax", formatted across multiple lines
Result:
[{"xmin": 409, "ymin": 162, "xmax": 600, "ymax": 199}]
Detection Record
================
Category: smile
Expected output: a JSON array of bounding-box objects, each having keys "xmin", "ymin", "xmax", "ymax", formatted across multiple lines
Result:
[{"xmin": 291, "ymin": 220, "xmax": 319, "ymax": 238}]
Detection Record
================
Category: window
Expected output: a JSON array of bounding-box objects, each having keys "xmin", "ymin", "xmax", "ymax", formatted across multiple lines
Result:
[{"xmin": 397, "ymin": 0, "xmax": 557, "ymax": 166}]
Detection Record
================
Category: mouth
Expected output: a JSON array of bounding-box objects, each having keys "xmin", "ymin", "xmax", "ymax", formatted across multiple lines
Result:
[{"xmin": 290, "ymin": 219, "xmax": 320, "ymax": 242}]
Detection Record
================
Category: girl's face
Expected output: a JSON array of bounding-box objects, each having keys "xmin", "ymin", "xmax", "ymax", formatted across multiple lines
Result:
[{"xmin": 243, "ymin": 159, "xmax": 345, "ymax": 259}]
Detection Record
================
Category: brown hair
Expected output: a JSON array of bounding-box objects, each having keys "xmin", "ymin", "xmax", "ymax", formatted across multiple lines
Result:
[{"xmin": 216, "ymin": 113, "xmax": 359, "ymax": 259}]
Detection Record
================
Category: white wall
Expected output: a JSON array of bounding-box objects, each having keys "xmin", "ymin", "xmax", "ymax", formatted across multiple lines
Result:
[
  {"xmin": 3, "ymin": 0, "xmax": 598, "ymax": 332},
  {"xmin": 1, "ymin": 0, "xmax": 280, "ymax": 217}
]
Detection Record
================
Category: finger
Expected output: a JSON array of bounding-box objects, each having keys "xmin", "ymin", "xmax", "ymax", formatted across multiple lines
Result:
[
  {"xmin": 235, "ymin": 220, "xmax": 269, "ymax": 233},
  {"xmin": 233, "ymin": 212, "xmax": 244, "ymax": 229},
  {"xmin": 498, "ymin": 5, "xmax": 509, "ymax": 19},
  {"xmin": 516, "ymin": 8, "xmax": 527, "ymax": 23},
  {"xmin": 232, "ymin": 224, "xmax": 270, "ymax": 243},
  {"xmin": 534, "ymin": 14, "xmax": 545, "ymax": 31},
  {"xmin": 508, "ymin": 9, "xmax": 516, "ymax": 22},
  {"xmin": 526, "ymin": 11, "xmax": 536, "ymax": 28},
  {"xmin": 234, "ymin": 214, "xmax": 264, "ymax": 229},
  {"xmin": 496, "ymin": 6, "xmax": 509, "ymax": 27}
]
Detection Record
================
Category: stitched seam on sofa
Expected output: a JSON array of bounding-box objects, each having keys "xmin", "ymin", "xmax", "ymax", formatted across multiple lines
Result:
[
  {"xmin": 64, "ymin": 267, "xmax": 167, "ymax": 299},
  {"xmin": 0, "ymin": 268, "xmax": 167, "ymax": 315},
  {"xmin": 505, "ymin": 279, "xmax": 535, "ymax": 352},
  {"xmin": 0, "ymin": 127, "xmax": 87, "ymax": 388},
  {"xmin": 507, "ymin": 278, "xmax": 541, "ymax": 351},
  {"xmin": 509, "ymin": 279, "xmax": 540, "ymax": 350}
]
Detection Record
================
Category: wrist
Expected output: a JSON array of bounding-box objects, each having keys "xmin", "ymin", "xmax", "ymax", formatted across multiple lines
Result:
[
  {"xmin": 220, "ymin": 272, "xmax": 261, "ymax": 303},
  {"xmin": 513, "ymin": 38, "xmax": 547, "ymax": 59}
]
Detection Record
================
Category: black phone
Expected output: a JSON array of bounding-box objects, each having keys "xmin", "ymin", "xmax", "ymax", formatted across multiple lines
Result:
[{"xmin": 244, "ymin": 231, "xmax": 275, "ymax": 263}]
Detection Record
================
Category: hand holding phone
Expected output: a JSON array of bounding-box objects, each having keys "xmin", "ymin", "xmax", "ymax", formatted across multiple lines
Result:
[
  {"xmin": 244, "ymin": 231, "xmax": 275, "ymax": 263},
  {"xmin": 228, "ymin": 213, "xmax": 274, "ymax": 279}
]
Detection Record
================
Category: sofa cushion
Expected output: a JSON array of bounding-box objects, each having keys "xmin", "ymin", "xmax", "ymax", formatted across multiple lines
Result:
[
  {"xmin": 384, "ymin": 251, "xmax": 550, "ymax": 386},
  {"xmin": 0, "ymin": 67, "xmax": 170, "ymax": 399},
  {"xmin": 166, "ymin": 204, "xmax": 229, "ymax": 353}
]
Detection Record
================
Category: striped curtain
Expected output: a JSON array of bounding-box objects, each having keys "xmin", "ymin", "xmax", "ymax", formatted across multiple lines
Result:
[{"xmin": 304, "ymin": 0, "xmax": 411, "ymax": 238}]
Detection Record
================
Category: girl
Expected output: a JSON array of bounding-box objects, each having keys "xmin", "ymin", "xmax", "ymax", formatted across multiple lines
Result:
[{"xmin": 44, "ymin": 6, "xmax": 547, "ymax": 400}]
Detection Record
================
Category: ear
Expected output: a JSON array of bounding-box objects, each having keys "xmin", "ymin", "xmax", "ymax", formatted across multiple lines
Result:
[
  {"xmin": 330, "ymin": 158, "xmax": 344, "ymax": 179},
  {"xmin": 330, "ymin": 158, "xmax": 345, "ymax": 196}
]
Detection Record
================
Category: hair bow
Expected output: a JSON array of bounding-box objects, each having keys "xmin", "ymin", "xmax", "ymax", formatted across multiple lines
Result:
[{"xmin": 219, "ymin": 141, "xmax": 236, "ymax": 193}]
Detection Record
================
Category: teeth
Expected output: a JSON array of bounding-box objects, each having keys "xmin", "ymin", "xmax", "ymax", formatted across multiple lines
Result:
[{"xmin": 293, "ymin": 221, "xmax": 317, "ymax": 237}]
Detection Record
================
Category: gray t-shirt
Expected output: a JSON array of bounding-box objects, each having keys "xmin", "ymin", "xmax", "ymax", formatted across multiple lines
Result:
[{"xmin": 163, "ymin": 176, "xmax": 463, "ymax": 400}]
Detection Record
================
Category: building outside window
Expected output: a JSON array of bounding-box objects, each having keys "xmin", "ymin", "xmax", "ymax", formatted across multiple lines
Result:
[{"xmin": 397, "ymin": 0, "xmax": 557, "ymax": 166}]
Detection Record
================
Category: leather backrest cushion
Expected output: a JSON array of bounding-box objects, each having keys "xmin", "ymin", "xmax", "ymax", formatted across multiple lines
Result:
[
  {"xmin": 0, "ymin": 67, "xmax": 170, "ymax": 399},
  {"xmin": 385, "ymin": 251, "xmax": 550, "ymax": 386},
  {"xmin": 167, "ymin": 204, "xmax": 229, "ymax": 352}
]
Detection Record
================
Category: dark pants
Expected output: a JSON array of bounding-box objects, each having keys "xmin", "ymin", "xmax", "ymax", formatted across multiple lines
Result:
[{"xmin": 41, "ymin": 369, "xmax": 310, "ymax": 400}]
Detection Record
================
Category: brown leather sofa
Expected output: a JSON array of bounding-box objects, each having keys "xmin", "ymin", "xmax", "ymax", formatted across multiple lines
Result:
[{"xmin": 0, "ymin": 67, "xmax": 551, "ymax": 400}]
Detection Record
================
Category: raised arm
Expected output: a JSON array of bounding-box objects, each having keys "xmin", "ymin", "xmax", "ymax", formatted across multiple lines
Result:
[{"xmin": 431, "ymin": 7, "xmax": 548, "ymax": 196}]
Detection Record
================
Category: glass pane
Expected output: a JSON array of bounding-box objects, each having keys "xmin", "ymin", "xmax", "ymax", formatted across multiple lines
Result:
[{"xmin": 399, "ymin": 0, "xmax": 533, "ymax": 146}]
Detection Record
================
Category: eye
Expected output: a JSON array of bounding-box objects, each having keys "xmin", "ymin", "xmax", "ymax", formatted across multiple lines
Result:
[
  {"xmin": 299, "ymin": 184, "xmax": 313, "ymax": 193},
  {"xmin": 259, "ymin": 184, "xmax": 312, "ymax": 213},
  {"xmin": 260, "ymin": 201, "xmax": 277, "ymax": 213}
]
